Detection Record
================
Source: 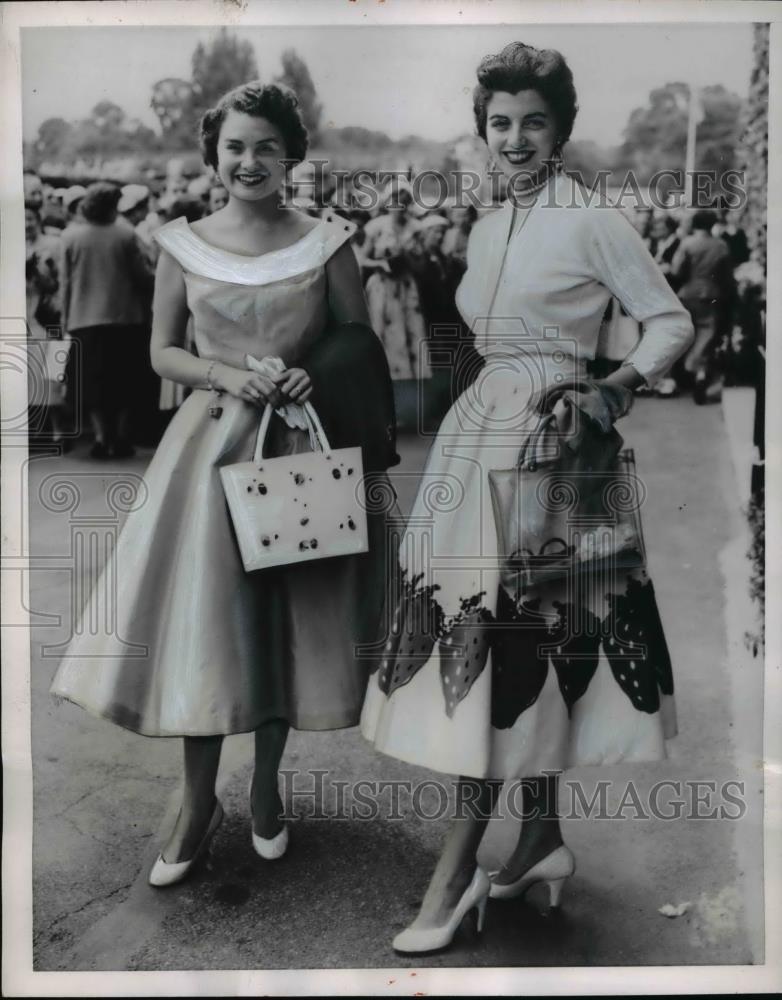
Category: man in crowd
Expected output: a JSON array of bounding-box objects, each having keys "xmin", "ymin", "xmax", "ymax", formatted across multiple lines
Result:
[{"xmin": 672, "ymin": 208, "xmax": 736, "ymax": 404}]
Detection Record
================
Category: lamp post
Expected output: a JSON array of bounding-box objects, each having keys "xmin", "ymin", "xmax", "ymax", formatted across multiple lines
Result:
[{"xmin": 684, "ymin": 84, "xmax": 701, "ymax": 207}]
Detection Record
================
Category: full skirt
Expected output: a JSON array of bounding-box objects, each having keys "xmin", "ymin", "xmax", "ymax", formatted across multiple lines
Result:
[
  {"xmin": 360, "ymin": 351, "xmax": 677, "ymax": 779},
  {"xmin": 51, "ymin": 389, "xmax": 390, "ymax": 736}
]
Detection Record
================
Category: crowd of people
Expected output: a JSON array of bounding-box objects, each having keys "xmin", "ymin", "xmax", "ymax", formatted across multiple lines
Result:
[
  {"xmin": 617, "ymin": 202, "xmax": 764, "ymax": 404},
  {"xmin": 24, "ymin": 163, "xmax": 765, "ymax": 456}
]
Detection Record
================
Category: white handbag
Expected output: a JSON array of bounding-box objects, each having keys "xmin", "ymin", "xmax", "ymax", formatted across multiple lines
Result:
[{"xmin": 219, "ymin": 402, "xmax": 369, "ymax": 572}]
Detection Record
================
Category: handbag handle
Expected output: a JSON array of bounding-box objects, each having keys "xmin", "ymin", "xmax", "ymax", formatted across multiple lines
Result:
[
  {"xmin": 253, "ymin": 401, "xmax": 332, "ymax": 465},
  {"xmin": 516, "ymin": 378, "xmax": 602, "ymax": 470},
  {"xmin": 516, "ymin": 412, "xmax": 559, "ymax": 471}
]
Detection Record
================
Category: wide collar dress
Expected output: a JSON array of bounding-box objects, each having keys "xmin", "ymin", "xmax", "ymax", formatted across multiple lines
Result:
[{"xmin": 51, "ymin": 213, "xmax": 392, "ymax": 737}]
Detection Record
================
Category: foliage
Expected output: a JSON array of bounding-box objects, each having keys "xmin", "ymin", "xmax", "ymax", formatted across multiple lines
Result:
[
  {"xmin": 619, "ymin": 81, "xmax": 690, "ymax": 178},
  {"xmin": 739, "ymin": 24, "xmax": 767, "ymax": 657},
  {"xmin": 27, "ymin": 33, "xmax": 751, "ymax": 197},
  {"xmin": 739, "ymin": 23, "xmax": 769, "ymax": 271},
  {"xmin": 320, "ymin": 125, "xmax": 395, "ymax": 153},
  {"xmin": 150, "ymin": 77, "xmax": 198, "ymax": 149},
  {"xmin": 697, "ymin": 85, "xmax": 745, "ymax": 174},
  {"xmin": 565, "ymin": 139, "xmax": 615, "ymax": 184},
  {"xmin": 150, "ymin": 30, "xmax": 259, "ymax": 151},
  {"xmin": 33, "ymin": 117, "xmax": 72, "ymax": 162},
  {"xmin": 615, "ymin": 81, "xmax": 744, "ymax": 183},
  {"xmin": 29, "ymin": 102, "xmax": 160, "ymax": 168},
  {"xmin": 190, "ymin": 29, "xmax": 259, "ymax": 116},
  {"xmin": 745, "ymin": 492, "xmax": 764, "ymax": 651},
  {"xmin": 274, "ymin": 48, "xmax": 323, "ymax": 142}
]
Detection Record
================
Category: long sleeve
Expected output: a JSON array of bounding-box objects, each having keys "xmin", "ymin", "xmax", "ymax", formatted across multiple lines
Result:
[{"xmin": 584, "ymin": 206, "xmax": 694, "ymax": 385}]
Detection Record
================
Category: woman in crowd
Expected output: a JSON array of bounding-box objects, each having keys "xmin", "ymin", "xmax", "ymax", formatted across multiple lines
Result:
[
  {"xmin": 361, "ymin": 41, "xmax": 694, "ymax": 954},
  {"xmin": 442, "ymin": 202, "xmax": 479, "ymax": 280},
  {"xmin": 61, "ymin": 186, "xmax": 87, "ymax": 225},
  {"xmin": 25, "ymin": 205, "xmax": 70, "ymax": 448},
  {"xmin": 51, "ymin": 81, "xmax": 396, "ymax": 887},
  {"xmin": 407, "ymin": 213, "xmax": 466, "ymax": 423},
  {"xmin": 59, "ymin": 182, "xmax": 152, "ymax": 458},
  {"xmin": 363, "ymin": 181, "xmax": 429, "ymax": 426},
  {"xmin": 652, "ymin": 213, "xmax": 682, "ymax": 283}
]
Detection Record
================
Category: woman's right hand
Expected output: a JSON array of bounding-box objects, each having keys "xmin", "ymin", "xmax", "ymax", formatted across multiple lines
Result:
[{"xmin": 214, "ymin": 364, "xmax": 282, "ymax": 408}]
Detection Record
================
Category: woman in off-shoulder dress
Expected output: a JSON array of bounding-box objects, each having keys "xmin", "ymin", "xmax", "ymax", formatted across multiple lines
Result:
[
  {"xmin": 51, "ymin": 82, "xmax": 396, "ymax": 887},
  {"xmin": 361, "ymin": 43, "xmax": 695, "ymax": 954}
]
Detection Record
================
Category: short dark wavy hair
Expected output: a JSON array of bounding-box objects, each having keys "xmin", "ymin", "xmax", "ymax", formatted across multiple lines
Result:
[
  {"xmin": 473, "ymin": 42, "xmax": 578, "ymax": 147},
  {"xmin": 199, "ymin": 81, "xmax": 309, "ymax": 172}
]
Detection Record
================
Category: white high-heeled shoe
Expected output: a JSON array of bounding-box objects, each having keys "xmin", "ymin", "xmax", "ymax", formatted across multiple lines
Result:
[
  {"xmin": 392, "ymin": 867, "xmax": 491, "ymax": 955},
  {"xmin": 248, "ymin": 777, "xmax": 289, "ymax": 860},
  {"xmin": 488, "ymin": 843, "xmax": 575, "ymax": 905},
  {"xmin": 148, "ymin": 799, "xmax": 224, "ymax": 888}
]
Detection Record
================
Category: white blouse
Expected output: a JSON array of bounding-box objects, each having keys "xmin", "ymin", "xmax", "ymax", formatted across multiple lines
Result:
[{"xmin": 455, "ymin": 172, "xmax": 694, "ymax": 385}]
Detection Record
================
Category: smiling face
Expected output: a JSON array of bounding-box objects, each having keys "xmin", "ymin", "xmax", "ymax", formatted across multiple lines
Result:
[
  {"xmin": 216, "ymin": 110, "xmax": 288, "ymax": 204},
  {"xmin": 484, "ymin": 89, "xmax": 559, "ymax": 187}
]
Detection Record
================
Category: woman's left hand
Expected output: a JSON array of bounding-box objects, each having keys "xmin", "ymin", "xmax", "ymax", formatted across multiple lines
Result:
[{"xmin": 273, "ymin": 367, "xmax": 313, "ymax": 404}]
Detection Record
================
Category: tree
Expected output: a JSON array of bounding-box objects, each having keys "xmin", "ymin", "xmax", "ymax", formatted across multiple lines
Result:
[
  {"xmin": 190, "ymin": 28, "xmax": 259, "ymax": 118},
  {"xmin": 617, "ymin": 81, "xmax": 745, "ymax": 184},
  {"xmin": 618, "ymin": 82, "xmax": 690, "ymax": 182},
  {"xmin": 321, "ymin": 125, "xmax": 394, "ymax": 153},
  {"xmin": 149, "ymin": 33, "xmax": 259, "ymax": 151},
  {"xmin": 91, "ymin": 100, "xmax": 126, "ymax": 134},
  {"xmin": 696, "ymin": 84, "xmax": 744, "ymax": 176},
  {"xmin": 32, "ymin": 117, "xmax": 73, "ymax": 163},
  {"xmin": 151, "ymin": 77, "xmax": 198, "ymax": 149},
  {"xmin": 740, "ymin": 23, "xmax": 769, "ymax": 269},
  {"xmin": 65, "ymin": 102, "xmax": 158, "ymax": 160},
  {"xmin": 565, "ymin": 139, "xmax": 614, "ymax": 185},
  {"xmin": 274, "ymin": 49, "xmax": 322, "ymax": 142}
]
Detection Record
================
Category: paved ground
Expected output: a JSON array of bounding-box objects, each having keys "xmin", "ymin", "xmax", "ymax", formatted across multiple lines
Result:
[{"xmin": 26, "ymin": 393, "xmax": 763, "ymax": 972}]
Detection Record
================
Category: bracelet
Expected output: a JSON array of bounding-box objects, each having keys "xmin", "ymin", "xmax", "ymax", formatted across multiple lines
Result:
[
  {"xmin": 205, "ymin": 359, "xmax": 220, "ymax": 392},
  {"xmin": 205, "ymin": 360, "xmax": 224, "ymax": 419}
]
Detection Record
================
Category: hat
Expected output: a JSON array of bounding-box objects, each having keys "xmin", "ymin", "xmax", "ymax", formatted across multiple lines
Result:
[
  {"xmin": 118, "ymin": 184, "xmax": 150, "ymax": 214},
  {"xmin": 62, "ymin": 185, "xmax": 87, "ymax": 209},
  {"xmin": 419, "ymin": 213, "xmax": 449, "ymax": 230}
]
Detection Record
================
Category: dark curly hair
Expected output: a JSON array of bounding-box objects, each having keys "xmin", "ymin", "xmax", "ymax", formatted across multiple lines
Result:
[
  {"xmin": 473, "ymin": 42, "xmax": 578, "ymax": 147},
  {"xmin": 80, "ymin": 182, "xmax": 121, "ymax": 224},
  {"xmin": 199, "ymin": 81, "xmax": 308, "ymax": 172}
]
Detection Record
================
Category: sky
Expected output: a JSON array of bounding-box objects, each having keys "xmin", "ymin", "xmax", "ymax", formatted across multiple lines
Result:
[{"xmin": 21, "ymin": 23, "xmax": 756, "ymax": 149}]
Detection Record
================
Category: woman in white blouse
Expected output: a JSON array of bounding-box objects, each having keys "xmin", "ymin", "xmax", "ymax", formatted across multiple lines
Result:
[{"xmin": 361, "ymin": 42, "xmax": 694, "ymax": 954}]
